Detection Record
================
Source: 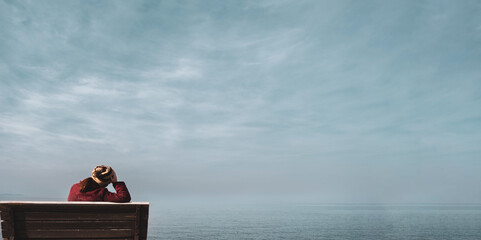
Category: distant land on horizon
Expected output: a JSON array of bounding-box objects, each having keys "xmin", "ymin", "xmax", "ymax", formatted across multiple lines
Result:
[{"xmin": 0, "ymin": 193, "xmax": 64, "ymax": 201}]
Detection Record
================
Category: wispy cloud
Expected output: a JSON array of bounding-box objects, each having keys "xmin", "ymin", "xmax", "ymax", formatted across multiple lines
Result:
[
  {"xmin": 72, "ymin": 77, "xmax": 125, "ymax": 96},
  {"xmin": 142, "ymin": 58, "xmax": 203, "ymax": 80},
  {"xmin": 1, "ymin": 0, "xmax": 480, "ymax": 202}
]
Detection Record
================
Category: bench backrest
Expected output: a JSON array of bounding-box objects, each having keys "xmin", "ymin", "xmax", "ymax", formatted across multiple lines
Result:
[{"xmin": 0, "ymin": 201, "xmax": 149, "ymax": 240}]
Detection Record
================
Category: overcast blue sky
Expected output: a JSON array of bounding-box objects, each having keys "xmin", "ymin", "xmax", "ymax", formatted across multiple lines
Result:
[{"xmin": 1, "ymin": 0, "xmax": 481, "ymax": 203}]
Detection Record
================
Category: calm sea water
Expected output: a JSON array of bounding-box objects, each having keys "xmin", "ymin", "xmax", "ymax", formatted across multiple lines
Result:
[{"xmin": 148, "ymin": 202, "xmax": 481, "ymax": 240}]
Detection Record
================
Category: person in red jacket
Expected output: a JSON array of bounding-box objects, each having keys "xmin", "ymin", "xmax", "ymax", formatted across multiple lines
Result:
[{"xmin": 68, "ymin": 165, "xmax": 131, "ymax": 202}]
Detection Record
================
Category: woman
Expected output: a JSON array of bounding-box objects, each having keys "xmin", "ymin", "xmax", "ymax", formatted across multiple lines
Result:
[{"xmin": 68, "ymin": 165, "xmax": 131, "ymax": 202}]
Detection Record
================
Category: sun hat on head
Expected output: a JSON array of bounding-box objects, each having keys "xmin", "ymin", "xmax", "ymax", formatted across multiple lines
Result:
[{"xmin": 91, "ymin": 165, "xmax": 114, "ymax": 187}]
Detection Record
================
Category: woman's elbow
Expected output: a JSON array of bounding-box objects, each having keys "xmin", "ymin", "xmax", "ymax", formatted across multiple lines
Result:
[
  {"xmin": 122, "ymin": 195, "xmax": 131, "ymax": 202},
  {"xmin": 118, "ymin": 192, "xmax": 131, "ymax": 202}
]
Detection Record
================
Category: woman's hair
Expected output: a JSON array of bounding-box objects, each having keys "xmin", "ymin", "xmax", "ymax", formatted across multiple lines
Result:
[{"xmin": 79, "ymin": 177, "xmax": 101, "ymax": 193}]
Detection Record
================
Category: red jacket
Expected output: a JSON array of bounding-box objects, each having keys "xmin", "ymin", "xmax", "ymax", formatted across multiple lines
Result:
[{"xmin": 68, "ymin": 181, "xmax": 131, "ymax": 202}]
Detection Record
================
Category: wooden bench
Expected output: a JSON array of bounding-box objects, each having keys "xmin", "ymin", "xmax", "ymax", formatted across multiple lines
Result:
[{"xmin": 0, "ymin": 201, "xmax": 149, "ymax": 240}]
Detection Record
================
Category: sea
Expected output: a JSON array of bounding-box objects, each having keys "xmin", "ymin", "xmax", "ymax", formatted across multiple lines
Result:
[
  {"xmin": 2, "ymin": 196, "xmax": 481, "ymax": 239},
  {"xmin": 148, "ymin": 202, "xmax": 481, "ymax": 240}
]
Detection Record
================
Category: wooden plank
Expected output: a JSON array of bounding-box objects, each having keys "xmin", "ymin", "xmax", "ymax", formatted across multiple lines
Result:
[
  {"xmin": 0, "ymin": 204, "xmax": 14, "ymax": 239},
  {"xmin": 16, "ymin": 238, "xmax": 133, "ymax": 240},
  {"xmin": 134, "ymin": 206, "xmax": 140, "ymax": 240},
  {"xmin": 0, "ymin": 204, "xmax": 13, "ymax": 220},
  {"xmin": 16, "ymin": 220, "xmax": 135, "ymax": 230},
  {"xmin": 15, "ymin": 205, "xmax": 138, "ymax": 213},
  {"xmin": 139, "ymin": 205, "xmax": 149, "ymax": 240},
  {"xmin": 17, "ymin": 228, "xmax": 134, "ymax": 238},
  {"xmin": 15, "ymin": 211, "xmax": 136, "ymax": 221},
  {"xmin": 0, "ymin": 204, "xmax": 10, "ymax": 211},
  {"xmin": 2, "ymin": 221, "xmax": 14, "ymax": 237}
]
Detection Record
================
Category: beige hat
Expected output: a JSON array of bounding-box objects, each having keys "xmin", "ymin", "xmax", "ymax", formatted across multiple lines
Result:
[{"xmin": 91, "ymin": 165, "xmax": 114, "ymax": 187}]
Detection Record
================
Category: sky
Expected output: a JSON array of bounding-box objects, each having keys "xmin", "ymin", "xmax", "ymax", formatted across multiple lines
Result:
[{"xmin": 0, "ymin": 0, "xmax": 481, "ymax": 203}]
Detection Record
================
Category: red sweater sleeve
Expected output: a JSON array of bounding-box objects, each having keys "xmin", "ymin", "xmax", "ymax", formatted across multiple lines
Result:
[{"xmin": 103, "ymin": 182, "xmax": 131, "ymax": 203}]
